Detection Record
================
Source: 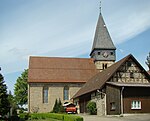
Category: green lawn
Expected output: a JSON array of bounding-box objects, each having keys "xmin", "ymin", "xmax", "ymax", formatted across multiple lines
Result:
[{"xmin": 27, "ymin": 119, "xmax": 61, "ymax": 121}]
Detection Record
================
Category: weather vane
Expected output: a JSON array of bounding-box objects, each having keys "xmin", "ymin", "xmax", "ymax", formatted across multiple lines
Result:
[{"xmin": 99, "ymin": 1, "xmax": 102, "ymax": 14}]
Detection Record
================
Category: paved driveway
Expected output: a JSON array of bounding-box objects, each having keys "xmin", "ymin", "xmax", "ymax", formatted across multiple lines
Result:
[{"xmin": 79, "ymin": 114, "xmax": 150, "ymax": 121}]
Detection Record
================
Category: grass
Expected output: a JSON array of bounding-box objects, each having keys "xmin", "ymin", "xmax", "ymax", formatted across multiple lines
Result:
[{"xmin": 27, "ymin": 119, "xmax": 61, "ymax": 121}]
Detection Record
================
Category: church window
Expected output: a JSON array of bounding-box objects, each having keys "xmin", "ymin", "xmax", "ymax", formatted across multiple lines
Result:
[
  {"xmin": 43, "ymin": 87, "xmax": 48, "ymax": 103},
  {"xmin": 64, "ymin": 86, "xmax": 69, "ymax": 100}
]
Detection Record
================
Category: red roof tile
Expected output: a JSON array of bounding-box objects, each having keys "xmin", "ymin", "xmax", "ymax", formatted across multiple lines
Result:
[{"xmin": 28, "ymin": 57, "xmax": 98, "ymax": 83}]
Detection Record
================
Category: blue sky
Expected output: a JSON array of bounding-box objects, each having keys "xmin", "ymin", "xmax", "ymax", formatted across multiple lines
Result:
[{"xmin": 0, "ymin": 0, "xmax": 150, "ymax": 93}]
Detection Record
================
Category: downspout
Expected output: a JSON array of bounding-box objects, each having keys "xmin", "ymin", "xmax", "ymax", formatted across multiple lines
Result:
[{"xmin": 121, "ymin": 87, "xmax": 124, "ymax": 116}]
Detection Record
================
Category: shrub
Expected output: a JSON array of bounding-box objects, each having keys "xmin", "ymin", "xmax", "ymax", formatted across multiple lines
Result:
[
  {"xmin": 52, "ymin": 98, "xmax": 65, "ymax": 113},
  {"xmin": 86, "ymin": 101, "xmax": 97, "ymax": 115},
  {"xmin": 19, "ymin": 113, "xmax": 30, "ymax": 120}
]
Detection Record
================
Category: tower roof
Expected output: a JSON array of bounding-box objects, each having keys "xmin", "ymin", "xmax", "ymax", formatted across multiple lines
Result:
[{"xmin": 90, "ymin": 13, "xmax": 116, "ymax": 55}]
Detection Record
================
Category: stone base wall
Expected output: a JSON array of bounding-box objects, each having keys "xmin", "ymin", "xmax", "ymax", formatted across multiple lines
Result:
[{"xmin": 28, "ymin": 83, "xmax": 84, "ymax": 113}]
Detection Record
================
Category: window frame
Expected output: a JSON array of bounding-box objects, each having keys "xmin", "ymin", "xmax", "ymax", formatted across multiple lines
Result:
[
  {"xmin": 131, "ymin": 100, "xmax": 141, "ymax": 110},
  {"xmin": 63, "ymin": 86, "xmax": 69, "ymax": 101},
  {"xmin": 110, "ymin": 102, "xmax": 116, "ymax": 111},
  {"xmin": 43, "ymin": 87, "xmax": 49, "ymax": 104}
]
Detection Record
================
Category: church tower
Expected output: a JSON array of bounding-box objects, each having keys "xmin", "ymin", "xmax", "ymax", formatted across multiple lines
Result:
[{"xmin": 90, "ymin": 13, "xmax": 116, "ymax": 72}]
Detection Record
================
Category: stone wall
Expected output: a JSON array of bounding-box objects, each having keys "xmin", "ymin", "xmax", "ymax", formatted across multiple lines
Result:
[{"xmin": 28, "ymin": 82, "xmax": 84, "ymax": 113}]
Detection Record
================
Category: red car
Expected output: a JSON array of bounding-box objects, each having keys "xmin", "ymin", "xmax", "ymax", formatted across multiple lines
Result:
[{"xmin": 64, "ymin": 103, "xmax": 77, "ymax": 114}]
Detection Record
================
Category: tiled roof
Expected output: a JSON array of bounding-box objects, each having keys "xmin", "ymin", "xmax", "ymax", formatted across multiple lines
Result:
[
  {"xmin": 90, "ymin": 13, "xmax": 116, "ymax": 55},
  {"xmin": 28, "ymin": 57, "xmax": 98, "ymax": 83},
  {"xmin": 73, "ymin": 54, "xmax": 150, "ymax": 98}
]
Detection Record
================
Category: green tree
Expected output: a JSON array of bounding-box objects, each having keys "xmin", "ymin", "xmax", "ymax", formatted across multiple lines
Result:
[
  {"xmin": 14, "ymin": 69, "xmax": 28, "ymax": 108},
  {"xmin": 52, "ymin": 98, "xmax": 64, "ymax": 113},
  {"xmin": 8, "ymin": 91, "xmax": 18, "ymax": 116},
  {"xmin": 53, "ymin": 99, "xmax": 59, "ymax": 113},
  {"xmin": 0, "ymin": 69, "xmax": 10, "ymax": 116},
  {"xmin": 146, "ymin": 52, "xmax": 150, "ymax": 70}
]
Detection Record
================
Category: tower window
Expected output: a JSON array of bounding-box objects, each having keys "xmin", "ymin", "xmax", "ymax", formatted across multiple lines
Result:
[
  {"xmin": 98, "ymin": 52, "xmax": 101, "ymax": 55},
  {"xmin": 103, "ymin": 64, "xmax": 108, "ymax": 69},
  {"xmin": 105, "ymin": 64, "xmax": 107, "ymax": 69},
  {"xmin": 103, "ymin": 64, "xmax": 105, "ymax": 70},
  {"xmin": 110, "ymin": 52, "xmax": 113, "ymax": 55}
]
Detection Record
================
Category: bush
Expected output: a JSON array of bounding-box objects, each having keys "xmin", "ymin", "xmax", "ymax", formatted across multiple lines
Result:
[
  {"xmin": 52, "ymin": 98, "xmax": 65, "ymax": 113},
  {"xmin": 64, "ymin": 115, "xmax": 83, "ymax": 121},
  {"xmin": 86, "ymin": 101, "xmax": 97, "ymax": 115},
  {"xmin": 19, "ymin": 113, "xmax": 30, "ymax": 120}
]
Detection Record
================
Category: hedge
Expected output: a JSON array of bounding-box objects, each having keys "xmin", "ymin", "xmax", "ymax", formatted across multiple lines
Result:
[
  {"xmin": 30, "ymin": 113, "xmax": 64, "ymax": 120},
  {"xmin": 20, "ymin": 113, "xmax": 83, "ymax": 121},
  {"xmin": 64, "ymin": 115, "xmax": 83, "ymax": 121}
]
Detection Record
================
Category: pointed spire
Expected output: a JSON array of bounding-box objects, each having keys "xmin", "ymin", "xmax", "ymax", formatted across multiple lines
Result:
[{"xmin": 90, "ymin": 13, "xmax": 116, "ymax": 55}]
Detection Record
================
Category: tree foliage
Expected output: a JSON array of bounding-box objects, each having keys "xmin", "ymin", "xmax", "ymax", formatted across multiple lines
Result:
[
  {"xmin": 146, "ymin": 52, "xmax": 150, "ymax": 70},
  {"xmin": 0, "ymin": 71, "xmax": 10, "ymax": 116},
  {"xmin": 8, "ymin": 91, "xmax": 18, "ymax": 116},
  {"xmin": 14, "ymin": 69, "xmax": 28, "ymax": 107}
]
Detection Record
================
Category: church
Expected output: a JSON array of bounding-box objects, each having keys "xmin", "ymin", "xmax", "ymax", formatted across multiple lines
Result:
[{"xmin": 28, "ymin": 11, "xmax": 150, "ymax": 115}]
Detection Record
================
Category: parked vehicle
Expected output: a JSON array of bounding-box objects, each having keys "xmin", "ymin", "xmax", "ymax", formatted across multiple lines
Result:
[{"xmin": 63, "ymin": 102, "xmax": 77, "ymax": 114}]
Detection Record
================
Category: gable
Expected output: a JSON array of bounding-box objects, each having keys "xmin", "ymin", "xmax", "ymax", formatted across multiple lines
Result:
[{"xmin": 111, "ymin": 58, "xmax": 149, "ymax": 83}]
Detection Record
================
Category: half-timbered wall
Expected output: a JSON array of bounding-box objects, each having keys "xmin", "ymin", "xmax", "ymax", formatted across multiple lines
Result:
[{"xmin": 111, "ymin": 59, "xmax": 149, "ymax": 83}]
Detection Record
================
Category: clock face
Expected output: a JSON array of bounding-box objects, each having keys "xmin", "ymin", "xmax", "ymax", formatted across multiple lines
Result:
[{"xmin": 102, "ymin": 51, "xmax": 109, "ymax": 58}]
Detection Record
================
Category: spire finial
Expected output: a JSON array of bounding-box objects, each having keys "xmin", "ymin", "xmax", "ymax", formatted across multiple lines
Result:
[{"xmin": 99, "ymin": 1, "xmax": 102, "ymax": 14}]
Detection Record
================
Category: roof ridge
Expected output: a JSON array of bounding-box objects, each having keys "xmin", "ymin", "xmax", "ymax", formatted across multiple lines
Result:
[
  {"xmin": 30, "ymin": 56, "xmax": 93, "ymax": 60},
  {"xmin": 29, "ymin": 68, "xmax": 97, "ymax": 70}
]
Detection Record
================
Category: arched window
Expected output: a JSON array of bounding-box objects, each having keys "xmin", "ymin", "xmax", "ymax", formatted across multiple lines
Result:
[{"xmin": 64, "ymin": 86, "xmax": 69, "ymax": 100}]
